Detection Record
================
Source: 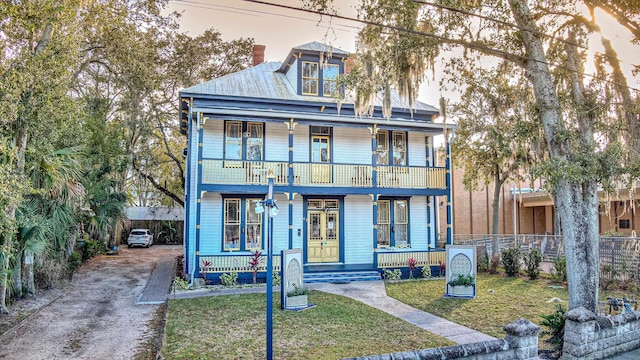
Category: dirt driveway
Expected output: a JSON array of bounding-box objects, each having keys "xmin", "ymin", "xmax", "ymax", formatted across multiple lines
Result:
[{"xmin": 0, "ymin": 245, "xmax": 182, "ymax": 360}]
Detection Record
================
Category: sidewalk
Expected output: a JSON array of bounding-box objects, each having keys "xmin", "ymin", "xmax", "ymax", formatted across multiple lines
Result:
[{"xmin": 308, "ymin": 281, "xmax": 495, "ymax": 345}]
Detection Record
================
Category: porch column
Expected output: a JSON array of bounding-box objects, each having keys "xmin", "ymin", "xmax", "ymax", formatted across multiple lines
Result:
[
  {"xmin": 426, "ymin": 136, "xmax": 432, "ymax": 248},
  {"xmin": 369, "ymin": 124, "xmax": 379, "ymax": 265},
  {"xmin": 195, "ymin": 113, "xmax": 206, "ymax": 277},
  {"xmin": 445, "ymin": 128, "xmax": 453, "ymax": 244},
  {"xmin": 285, "ymin": 118, "xmax": 297, "ymax": 249},
  {"xmin": 183, "ymin": 98, "xmax": 193, "ymax": 276}
]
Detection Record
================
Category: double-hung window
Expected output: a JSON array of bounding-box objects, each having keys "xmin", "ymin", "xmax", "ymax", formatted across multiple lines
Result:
[
  {"xmin": 322, "ymin": 64, "xmax": 340, "ymax": 97},
  {"xmin": 302, "ymin": 61, "xmax": 319, "ymax": 95},
  {"xmin": 223, "ymin": 198, "xmax": 263, "ymax": 251},
  {"xmin": 225, "ymin": 121, "xmax": 264, "ymax": 162},
  {"xmin": 376, "ymin": 130, "xmax": 407, "ymax": 166},
  {"xmin": 377, "ymin": 199, "xmax": 409, "ymax": 248}
]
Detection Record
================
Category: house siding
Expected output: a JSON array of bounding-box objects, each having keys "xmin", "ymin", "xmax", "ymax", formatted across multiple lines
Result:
[
  {"xmin": 333, "ymin": 128, "xmax": 370, "ymax": 165},
  {"xmin": 203, "ymin": 120, "xmax": 223, "ymax": 159},
  {"xmin": 293, "ymin": 124, "xmax": 310, "ymax": 162},
  {"xmin": 408, "ymin": 132, "xmax": 426, "ymax": 167},
  {"xmin": 265, "ymin": 122, "xmax": 289, "ymax": 162},
  {"xmin": 292, "ymin": 197, "xmax": 304, "ymax": 249},
  {"xmin": 410, "ymin": 196, "xmax": 428, "ymax": 249},
  {"xmin": 344, "ymin": 195, "xmax": 374, "ymax": 264},
  {"xmin": 200, "ymin": 193, "xmax": 222, "ymax": 254}
]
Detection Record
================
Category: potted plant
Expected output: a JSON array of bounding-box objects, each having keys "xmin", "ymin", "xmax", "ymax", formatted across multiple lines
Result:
[
  {"xmin": 447, "ymin": 274, "xmax": 475, "ymax": 297},
  {"xmin": 286, "ymin": 284, "xmax": 309, "ymax": 308}
]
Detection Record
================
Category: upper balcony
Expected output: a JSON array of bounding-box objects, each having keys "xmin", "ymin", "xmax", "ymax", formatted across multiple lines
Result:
[{"xmin": 201, "ymin": 160, "xmax": 446, "ymax": 190}]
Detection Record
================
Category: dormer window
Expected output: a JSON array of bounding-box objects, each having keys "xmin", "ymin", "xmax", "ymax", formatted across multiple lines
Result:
[
  {"xmin": 302, "ymin": 61, "xmax": 319, "ymax": 95},
  {"xmin": 323, "ymin": 64, "xmax": 340, "ymax": 97}
]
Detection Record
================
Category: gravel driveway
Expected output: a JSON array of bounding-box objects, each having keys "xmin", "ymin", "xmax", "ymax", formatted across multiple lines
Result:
[{"xmin": 0, "ymin": 245, "xmax": 182, "ymax": 360}]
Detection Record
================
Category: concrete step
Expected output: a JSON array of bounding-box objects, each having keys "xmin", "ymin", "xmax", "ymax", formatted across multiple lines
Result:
[{"xmin": 303, "ymin": 271, "xmax": 382, "ymax": 284}]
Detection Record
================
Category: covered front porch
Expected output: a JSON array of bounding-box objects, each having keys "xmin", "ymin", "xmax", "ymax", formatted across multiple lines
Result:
[{"xmin": 197, "ymin": 249, "xmax": 446, "ymax": 284}]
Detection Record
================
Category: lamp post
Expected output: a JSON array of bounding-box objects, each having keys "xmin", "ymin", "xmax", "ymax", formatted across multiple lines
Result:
[{"xmin": 256, "ymin": 170, "xmax": 278, "ymax": 360}]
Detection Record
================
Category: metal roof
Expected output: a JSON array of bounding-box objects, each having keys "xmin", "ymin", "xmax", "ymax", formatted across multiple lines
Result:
[{"xmin": 181, "ymin": 43, "xmax": 439, "ymax": 114}]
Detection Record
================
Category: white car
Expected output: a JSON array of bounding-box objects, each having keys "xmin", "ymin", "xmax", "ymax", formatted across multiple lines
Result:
[{"xmin": 127, "ymin": 229, "xmax": 154, "ymax": 248}]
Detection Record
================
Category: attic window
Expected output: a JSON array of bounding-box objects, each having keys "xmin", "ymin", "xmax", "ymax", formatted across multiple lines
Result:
[
  {"xmin": 302, "ymin": 61, "xmax": 319, "ymax": 95},
  {"xmin": 323, "ymin": 64, "xmax": 339, "ymax": 97}
]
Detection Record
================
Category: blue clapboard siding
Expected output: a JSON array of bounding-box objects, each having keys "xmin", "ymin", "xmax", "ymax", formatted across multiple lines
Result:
[
  {"xmin": 200, "ymin": 193, "xmax": 222, "ymax": 254},
  {"xmin": 292, "ymin": 197, "xmax": 304, "ymax": 249},
  {"xmin": 293, "ymin": 124, "xmax": 309, "ymax": 162},
  {"xmin": 333, "ymin": 128, "xmax": 370, "ymax": 165},
  {"xmin": 344, "ymin": 195, "xmax": 374, "ymax": 264},
  {"xmin": 271, "ymin": 193, "xmax": 290, "ymax": 254},
  {"xmin": 265, "ymin": 122, "xmax": 289, "ymax": 161},
  {"xmin": 202, "ymin": 120, "xmax": 224, "ymax": 159},
  {"xmin": 410, "ymin": 196, "xmax": 428, "ymax": 250},
  {"xmin": 408, "ymin": 132, "xmax": 426, "ymax": 167}
]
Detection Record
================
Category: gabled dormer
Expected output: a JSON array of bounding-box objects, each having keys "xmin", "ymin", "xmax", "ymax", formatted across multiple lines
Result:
[{"xmin": 277, "ymin": 41, "xmax": 350, "ymax": 98}]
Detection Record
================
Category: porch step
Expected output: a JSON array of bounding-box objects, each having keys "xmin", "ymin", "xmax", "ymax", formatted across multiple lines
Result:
[{"xmin": 303, "ymin": 271, "xmax": 382, "ymax": 284}]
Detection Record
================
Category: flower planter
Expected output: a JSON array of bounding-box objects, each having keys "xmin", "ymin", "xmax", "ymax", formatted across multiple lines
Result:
[
  {"xmin": 449, "ymin": 285, "xmax": 474, "ymax": 297},
  {"xmin": 286, "ymin": 294, "xmax": 308, "ymax": 309}
]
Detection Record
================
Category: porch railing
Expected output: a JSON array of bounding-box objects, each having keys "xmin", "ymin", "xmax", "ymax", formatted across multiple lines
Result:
[
  {"xmin": 376, "ymin": 250, "xmax": 446, "ymax": 268},
  {"xmin": 202, "ymin": 159, "xmax": 446, "ymax": 189},
  {"xmin": 199, "ymin": 254, "xmax": 281, "ymax": 273}
]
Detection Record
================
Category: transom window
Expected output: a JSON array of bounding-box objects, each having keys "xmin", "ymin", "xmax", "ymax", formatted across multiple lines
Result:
[
  {"xmin": 376, "ymin": 130, "xmax": 406, "ymax": 166},
  {"xmin": 224, "ymin": 198, "xmax": 263, "ymax": 251},
  {"xmin": 377, "ymin": 199, "xmax": 409, "ymax": 248},
  {"xmin": 302, "ymin": 61, "xmax": 319, "ymax": 95},
  {"xmin": 225, "ymin": 121, "xmax": 264, "ymax": 161},
  {"xmin": 323, "ymin": 64, "xmax": 340, "ymax": 97}
]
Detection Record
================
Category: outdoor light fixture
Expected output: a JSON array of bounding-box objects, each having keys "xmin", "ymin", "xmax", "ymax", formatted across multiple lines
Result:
[
  {"xmin": 255, "ymin": 202, "xmax": 264, "ymax": 214},
  {"xmin": 269, "ymin": 206, "xmax": 279, "ymax": 218}
]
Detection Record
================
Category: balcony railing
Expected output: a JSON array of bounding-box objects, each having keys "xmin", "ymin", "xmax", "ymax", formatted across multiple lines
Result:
[{"xmin": 202, "ymin": 159, "xmax": 446, "ymax": 189}]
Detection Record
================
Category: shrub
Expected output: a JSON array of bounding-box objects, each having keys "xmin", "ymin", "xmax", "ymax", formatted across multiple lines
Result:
[
  {"xmin": 540, "ymin": 304, "xmax": 566, "ymax": 345},
  {"xmin": 82, "ymin": 239, "xmax": 105, "ymax": 261},
  {"xmin": 551, "ymin": 256, "xmax": 567, "ymax": 283},
  {"xmin": 220, "ymin": 272, "xmax": 238, "ymax": 286},
  {"xmin": 477, "ymin": 252, "xmax": 489, "ymax": 273},
  {"xmin": 422, "ymin": 266, "xmax": 432, "ymax": 278},
  {"xmin": 408, "ymin": 257, "xmax": 417, "ymax": 279},
  {"xmin": 175, "ymin": 255, "xmax": 186, "ymax": 280},
  {"xmin": 173, "ymin": 276, "xmax": 189, "ymax": 290},
  {"xmin": 67, "ymin": 251, "xmax": 82, "ymax": 275},
  {"xmin": 272, "ymin": 271, "xmax": 281, "ymax": 286},
  {"xmin": 501, "ymin": 247, "xmax": 521, "ymax": 276},
  {"xmin": 524, "ymin": 249, "xmax": 543, "ymax": 280},
  {"xmin": 383, "ymin": 269, "xmax": 402, "ymax": 280},
  {"xmin": 489, "ymin": 254, "xmax": 500, "ymax": 274}
]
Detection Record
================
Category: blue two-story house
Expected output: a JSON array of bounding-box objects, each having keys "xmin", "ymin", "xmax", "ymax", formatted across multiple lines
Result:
[{"xmin": 179, "ymin": 42, "xmax": 454, "ymax": 283}]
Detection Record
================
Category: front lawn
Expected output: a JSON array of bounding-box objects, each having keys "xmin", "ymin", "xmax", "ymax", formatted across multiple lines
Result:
[
  {"xmin": 386, "ymin": 274, "xmax": 634, "ymax": 339},
  {"xmin": 162, "ymin": 291, "xmax": 454, "ymax": 360}
]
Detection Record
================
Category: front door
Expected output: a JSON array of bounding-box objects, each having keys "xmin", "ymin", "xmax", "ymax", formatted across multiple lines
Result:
[{"xmin": 307, "ymin": 200, "xmax": 340, "ymax": 263}]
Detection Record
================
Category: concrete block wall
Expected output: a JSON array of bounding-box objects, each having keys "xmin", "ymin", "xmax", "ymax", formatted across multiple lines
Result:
[
  {"xmin": 563, "ymin": 307, "xmax": 640, "ymax": 359},
  {"xmin": 344, "ymin": 318, "xmax": 540, "ymax": 360}
]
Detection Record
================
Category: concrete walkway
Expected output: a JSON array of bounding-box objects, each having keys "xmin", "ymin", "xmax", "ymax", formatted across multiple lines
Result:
[
  {"xmin": 308, "ymin": 281, "xmax": 495, "ymax": 345},
  {"xmin": 137, "ymin": 256, "xmax": 176, "ymax": 304}
]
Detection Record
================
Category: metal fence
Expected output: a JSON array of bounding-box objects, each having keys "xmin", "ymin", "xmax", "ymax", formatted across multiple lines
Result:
[{"xmin": 453, "ymin": 234, "xmax": 640, "ymax": 282}]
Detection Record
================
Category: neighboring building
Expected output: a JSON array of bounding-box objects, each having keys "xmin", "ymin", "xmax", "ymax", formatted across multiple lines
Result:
[
  {"xmin": 179, "ymin": 42, "xmax": 454, "ymax": 282},
  {"xmin": 440, "ymin": 154, "xmax": 640, "ymax": 237},
  {"xmin": 124, "ymin": 206, "xmax": 184, "ymax": 244}
]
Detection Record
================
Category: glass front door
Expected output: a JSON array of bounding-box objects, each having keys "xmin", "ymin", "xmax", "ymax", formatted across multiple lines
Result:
[{"xmin": 307, "ymin": 200, "xmax": 340, "ymax": 263}]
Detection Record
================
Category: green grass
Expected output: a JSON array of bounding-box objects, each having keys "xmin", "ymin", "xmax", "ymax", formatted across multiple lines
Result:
[
  {"xmin": 386, "ymin": 274, "xmax": 636, "ymax": 339},
  {"xmin": 162, "ymin": 291, "xmax": 455, "ymax": 360}
]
